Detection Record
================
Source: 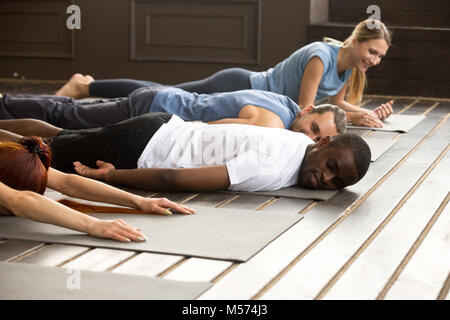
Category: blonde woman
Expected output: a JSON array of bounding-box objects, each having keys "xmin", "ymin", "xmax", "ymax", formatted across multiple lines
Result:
[{"xmin": 55, "ymin": 19, "xmax": 392, "ymax": 127}]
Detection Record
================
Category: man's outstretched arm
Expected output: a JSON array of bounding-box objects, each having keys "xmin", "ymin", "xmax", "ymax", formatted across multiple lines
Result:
[{"xmin": 74, "ymin": 161, "xmax": 231, "ymax": 192}]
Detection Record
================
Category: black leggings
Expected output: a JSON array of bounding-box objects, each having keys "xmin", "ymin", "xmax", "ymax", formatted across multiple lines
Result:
[
  {"xmin": 50, "ymin": 112, "xmax": 172, "ymax": 173},
  {"xmin": 89, "ymin": 67, "xmax": 252, "ymax": 98}
]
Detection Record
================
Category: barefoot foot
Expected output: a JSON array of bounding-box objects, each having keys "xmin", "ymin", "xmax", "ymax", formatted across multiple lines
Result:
[
  {"xmin": 84, "ymin": 74, "xmax": 95, "ymax": 82},
  {"xmin": 54, "ymin": 73, "xmax": 93, "ymax": 99}
]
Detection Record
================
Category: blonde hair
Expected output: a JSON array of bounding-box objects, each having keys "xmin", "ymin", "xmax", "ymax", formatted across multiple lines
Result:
[{"xmin": 324, "ymin": 19, "xmax": 391, "ymax": 105}]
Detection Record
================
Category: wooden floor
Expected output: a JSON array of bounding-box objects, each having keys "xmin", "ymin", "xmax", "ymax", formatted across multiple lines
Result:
[{"xmin": 1, "ymin": 79, "xmax": 449, "ymax": 300}]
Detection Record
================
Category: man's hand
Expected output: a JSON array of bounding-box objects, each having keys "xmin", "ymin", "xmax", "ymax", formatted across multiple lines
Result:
[
  {"xmin": 73, "ymin": 160, "xmax": 115, "ymax": 181},
  {"xmin": 374, "ymin": 100, "xmax": 394, "ymax": 120}
]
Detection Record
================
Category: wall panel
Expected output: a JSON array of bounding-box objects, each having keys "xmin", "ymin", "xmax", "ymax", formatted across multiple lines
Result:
[
  {"xmin": 0, "ymin": 0, "xmax": 74, "ymax": 58},
  {"xmin": 130, "ymin": 0, "xmax": 261, "ymax": 64}
]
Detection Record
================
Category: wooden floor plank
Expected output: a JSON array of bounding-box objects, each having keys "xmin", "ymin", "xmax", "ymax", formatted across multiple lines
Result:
[
  {"xmin": 62, "ymin": 248, "xmax": 135, "ymax": 272},
  {"xmin": 260, "ymin": 197, "xmax": 313, "ymax": 215},
  {"xmin": 440, "ymin": 272, "xmax": 450, "ymax": 300},
  {"xmin": 112, "ymin": 252, "xmax": 184, "ymax": 277},
  {"xmin": 199, "ymin": 103, "xmax": 448, "ymax": 300},
  {"xmin": 198, "ymin": 191, "xmax": 359, "ymax": 300},
  {"xmin": 163, "ymin": 195, "xmax": 309, "ymax": 286},
  {"xmin": 384, "ymin": 196, "xmax": 450, "ymax": 300},
  {"xmin": 401, "ymin": 100, "xmax": 437, "ymax": 115},
  {"xmin": 259, "ymin": 113, "xmax": 449, "ymax": 299},
  {"xmin": 0, "ymin": 240, "xmax": 45, "ymax": 262},
  {"xmin": 322, "ymin": 147, "xmax": 450, "ymax": 299},
  {"xmin": 390, "ymin": 99, "xmax": 417, "ymax": 113},
  {"xmin": 164, "ymin": 258, "xmax": 233, "ymax": 282},
  {"xmin": 14, "ymin": 244, "xmax": 90, "ymax": 267}
]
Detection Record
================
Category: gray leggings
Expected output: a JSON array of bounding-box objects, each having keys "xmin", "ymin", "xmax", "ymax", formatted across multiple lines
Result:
[{"xmin": 90, "ymin": 67, "xmax": 252, "ymax": 98}]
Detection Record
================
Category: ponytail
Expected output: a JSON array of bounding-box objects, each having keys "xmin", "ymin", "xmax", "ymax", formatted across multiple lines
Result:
[
  {"xmin": 346, "ymin": 68, "xmax": 366, "ymax": 106},
  {"xmin": 20, "ymin": 136, "xmax": 52, "ymax": 171}
]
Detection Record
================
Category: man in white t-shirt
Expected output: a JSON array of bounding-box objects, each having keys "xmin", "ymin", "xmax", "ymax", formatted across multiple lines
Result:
[{"xmin": 0, "ymin": 112, "xmax": 371, "ymax": 192}]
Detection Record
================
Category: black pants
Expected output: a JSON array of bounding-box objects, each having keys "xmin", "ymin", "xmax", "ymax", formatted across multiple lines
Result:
[
  {"xmin": 0, "ymin": 88, "xmax": 159, "ymax": 129},
  {"xmin": 50, "ymin": 112, "xmax": 173, "ymax": 173},
  {"xmin": 90, "ymin": 67, "xmax": 252, "ymax": 98}
]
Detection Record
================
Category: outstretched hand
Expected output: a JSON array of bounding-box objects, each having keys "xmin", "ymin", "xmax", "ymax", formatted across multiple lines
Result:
[
  {"xmin": 137, "ymin": 197, "xmax": 196, "ymax": 215},
  {"xmin": 73, "ymin": 160, "xmax": 115, "ymax": 181},
  {"xmin": 87, "ymin": 218, "xmax": 147, "ymax": 243},
  {"xmin": 351, "ymin": 109, "xmax": 384, "ymax": 128},
  {"xmin": 374, "ymin": 100, "xmax": 394, "ymax": 120}
]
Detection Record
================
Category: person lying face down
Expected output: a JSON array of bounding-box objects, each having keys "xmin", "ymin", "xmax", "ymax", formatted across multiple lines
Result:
[
  {"xmin": 0, "ymin": 88, "xmax": 346, "ymax": 142},
  {"xmin": 0, "ymin": 135, "xmax": 194, "ymax": 242},
  {"xmin": 0, "ymin": 112, "xmax": 370, "ymax": 192}
]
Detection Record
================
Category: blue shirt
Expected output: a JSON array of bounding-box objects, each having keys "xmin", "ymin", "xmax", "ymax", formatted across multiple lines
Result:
[
  {"xmin": 140, "ymin": 87, "xmax": 299, "ymax": 129},
  {"xmin": 250, "ymin": 41, "xmax": 352, "ymax": 103}
]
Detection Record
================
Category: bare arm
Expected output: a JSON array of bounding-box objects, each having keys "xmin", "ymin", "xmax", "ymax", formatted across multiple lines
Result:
[
  {"xmin": 47, "ymin": 167, "xmax": 194, "ymax": 215},
  {"xmin": 330, "ymin": 83, "xmax": 379, "ymax": 127},
  {"xmin": 298, "ymin": 57, "xmax": 381, "ymax": 127},
  {"xmin": 297, "ymin": 57, "xmax": 324, "ymax": 108},
  {"xmin": 73, "ymin": 162, "xmax": 231, "ymax": 192},
  {"xmin": 0, "ymin": 181, "xmax": 145, "ymax": 242},
  {"xmin": 330, "ymin": 82, "xmax": 363, "ymax": 113},
  {"xmin": 0, "ymin": 129, "xmax": 22, "ymax": 142}
]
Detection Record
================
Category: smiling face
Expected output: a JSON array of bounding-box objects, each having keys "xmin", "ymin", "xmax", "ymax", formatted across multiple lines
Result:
[
  {"xmin": 351, "ymin": 38, "xmax": 389, "ymax": 72},
  {"xmin": 298, "ymin": 138, "xmax": 360, "ymax": 190},
  {"xmin": 291, "ymin": 111, "xmax": 338, "ymax": 142}
]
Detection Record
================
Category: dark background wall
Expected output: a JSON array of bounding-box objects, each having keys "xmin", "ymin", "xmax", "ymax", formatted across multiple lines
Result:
[
  {"xmin": 0, "ymin": 0, "xmax": 448, "ymax": 97},
  {"xmin": 0, "ymin": 0, "xmax": 310, "ymax": 84}
]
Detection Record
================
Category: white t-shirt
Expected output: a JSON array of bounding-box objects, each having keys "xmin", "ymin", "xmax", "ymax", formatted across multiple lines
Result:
[{"xmin": 137, "ymin": 115, "xmax": 313, "ymax": 192}]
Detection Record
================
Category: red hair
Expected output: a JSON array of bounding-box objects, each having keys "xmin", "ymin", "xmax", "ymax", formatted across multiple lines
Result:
[
  {"xmin": 0, "ymin": 136, "xmax": 51, "ymax": 194},
  {"xmin": 0, "ymin": 137, "xmax": 148, "ymax": 215}
]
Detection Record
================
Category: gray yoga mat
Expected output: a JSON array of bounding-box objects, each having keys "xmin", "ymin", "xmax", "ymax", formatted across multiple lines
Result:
[
  {"xmin": 0, "ymin": 206, "xmax": 303, "ymax": 262},
  {"xmin": 0, "ymin": 261, "xmax": 211, "ymax": 300},
  {"xmin": 364, "ymin": 138, "xmax": 399, "ymax": 162},
  {"xmin": 220, "ymin": 187, "xmax": 338, "ymax": 201},
  {"xmin": 348, "ymin": 114, "xmax": 426, "ymax": 132}
]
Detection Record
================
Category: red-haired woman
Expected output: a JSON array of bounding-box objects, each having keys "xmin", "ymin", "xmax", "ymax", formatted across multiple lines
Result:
[{"xmin": 0, "ymin": 135, "xmax": 194, "ymax": 242}]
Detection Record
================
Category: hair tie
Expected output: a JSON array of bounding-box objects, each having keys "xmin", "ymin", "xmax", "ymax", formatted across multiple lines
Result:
[{"xmin": 32, "ymin": 145, "xmax": 45, "ymax": 158}]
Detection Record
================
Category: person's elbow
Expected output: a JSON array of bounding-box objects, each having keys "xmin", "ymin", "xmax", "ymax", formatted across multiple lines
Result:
[{"xmin": 330, "ymin": 95, "xmax": 344, "ymax": 106}]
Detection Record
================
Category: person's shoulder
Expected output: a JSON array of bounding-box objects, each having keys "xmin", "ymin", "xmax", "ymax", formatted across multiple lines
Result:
[
  {"xmin": 299, "ymin": 41, "xmax": 334, "ymax": 61},
  {"xmin": 308, "ymin": 41, "xmax": 328, "ymax": 48},
  {"xmin": 303, "ymin": 41, "xmax": 331, "ymax": 52}
]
